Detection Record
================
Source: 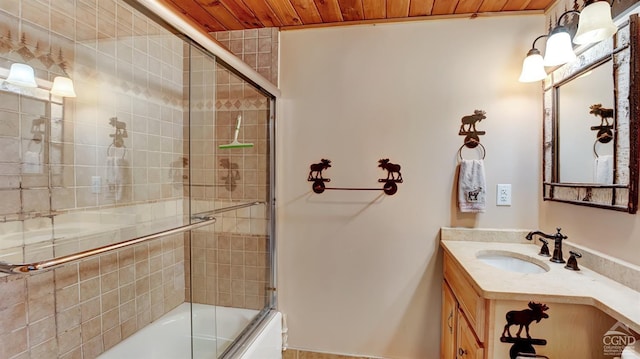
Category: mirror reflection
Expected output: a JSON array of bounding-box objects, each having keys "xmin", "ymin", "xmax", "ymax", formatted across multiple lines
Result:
[
  {"xmin": 543, "ymin": 14, "xmax": 639, "ymax": 213},
  {"xmin": 557, "ymin": 59, "xmax": 615, "ymax": 184}
]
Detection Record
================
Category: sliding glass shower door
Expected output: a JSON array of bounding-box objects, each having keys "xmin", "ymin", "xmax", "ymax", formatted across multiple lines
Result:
[{"xmin": 186, "ymin": 42, "xmax": 275, "ymax": 358}]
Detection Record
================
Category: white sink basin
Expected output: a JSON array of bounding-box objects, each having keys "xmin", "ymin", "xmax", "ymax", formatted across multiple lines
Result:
[{"xmin": 476, "ymin": 250, "xmax": 549, "ymax": 274}]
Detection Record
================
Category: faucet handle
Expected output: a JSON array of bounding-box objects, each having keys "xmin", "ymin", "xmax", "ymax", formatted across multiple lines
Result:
[
  {"xmin": 565, "ymin": 250, "xmax": 582, "ymax": 271},
  {"xmin": 538, "ymin": 238, "xmax": 551, "ymax": 257}
]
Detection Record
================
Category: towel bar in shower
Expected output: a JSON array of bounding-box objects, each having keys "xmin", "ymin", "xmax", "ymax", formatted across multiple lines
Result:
[
  {"xmin": 0, "ymin": 217, "xmax": 216, "ymax": 274},
  {"xmin": 0, "ymin": 201, "xmax": 266, "ymax": 274},
  {"xmin": 190, "ymin": 201, "xmax": 265, "ymax": 220}
]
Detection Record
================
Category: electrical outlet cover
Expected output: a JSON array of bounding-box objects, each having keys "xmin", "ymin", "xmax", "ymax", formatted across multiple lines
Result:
[{"xmin": 497, "ymin": 184, "xmax": 511, "ymax": 206}]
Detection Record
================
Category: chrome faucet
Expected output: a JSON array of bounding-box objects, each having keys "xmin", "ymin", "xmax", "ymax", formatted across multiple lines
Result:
[{"xmin": 526, "ymin": 228, "xmax": 567, "ymax": 263}]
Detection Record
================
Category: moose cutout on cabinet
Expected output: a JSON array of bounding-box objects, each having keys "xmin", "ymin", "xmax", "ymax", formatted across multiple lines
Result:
[{"xmin": 500, "ymin": 302, "xmax": 550, "ymax": 359}]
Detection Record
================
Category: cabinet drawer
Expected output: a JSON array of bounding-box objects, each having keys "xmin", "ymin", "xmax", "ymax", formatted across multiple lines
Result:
[{"xmin": 444, "ymin": 251, "xmax": 486, "ymax": 342}]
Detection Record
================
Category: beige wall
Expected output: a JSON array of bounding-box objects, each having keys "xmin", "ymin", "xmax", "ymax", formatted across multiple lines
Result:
[{"xmin": 278, "ymin": 15, "xmax": 543, "ymax": 358}]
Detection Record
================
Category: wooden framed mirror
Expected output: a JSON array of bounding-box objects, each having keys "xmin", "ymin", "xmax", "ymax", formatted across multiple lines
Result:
[{"xmin": 543, "ymin": 14, "xmax": 639, "ymax": 213}]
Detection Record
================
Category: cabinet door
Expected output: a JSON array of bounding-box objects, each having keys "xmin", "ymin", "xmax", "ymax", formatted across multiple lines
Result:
[
  {"xmin": 441, "ymin": 282, "xmax": 457, "ymax": 359},
  {"xmin": 456, "ymin": 309, "xmax": 483, "ymax": 359}
]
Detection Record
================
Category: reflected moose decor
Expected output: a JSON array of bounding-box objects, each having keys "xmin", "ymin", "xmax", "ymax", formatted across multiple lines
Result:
[
  {"xmin": 543, "ymin": 14, "xmax": 640, "ymax": 213},
  {"xmin": 589, "ymin": 103, "xmax": 614, "ymax": 143},
  {"xmin": 500, "ymin": 302, "xmax": 550, "ymax": 359}
]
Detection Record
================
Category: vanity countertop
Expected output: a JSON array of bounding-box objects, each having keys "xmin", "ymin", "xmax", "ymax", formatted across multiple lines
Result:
[{"xmin": 440, "ymin": 229, "xmax": 640, "ymax": 334}]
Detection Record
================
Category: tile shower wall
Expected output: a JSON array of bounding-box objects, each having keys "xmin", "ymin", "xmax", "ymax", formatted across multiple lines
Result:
[
  {"xmin": 186, "ymin": 228, "xmax": 270, "ymax": 310},
  {"xmin": 0, "ymin": 0, "xmax": 185, "ymax": 219},
  {"xmin": 0, "ymin": 0, "xmax": 189, "ymax": 358},
  {"xmin": 212, "ymin": 28, "xmax": 279, "ymax": 87}
]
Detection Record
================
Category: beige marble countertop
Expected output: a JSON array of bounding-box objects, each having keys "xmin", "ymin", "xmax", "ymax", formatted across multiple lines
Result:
[{"xmin": 440, "ymin": 228, "xmax": 640, "ymax": 334}]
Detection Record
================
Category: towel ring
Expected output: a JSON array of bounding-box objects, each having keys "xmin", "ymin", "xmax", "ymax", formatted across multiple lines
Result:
[
  {"xmin": 107, "ymin": 143, "xmax": 127, "ymax": 159},
  {"xmin": 27, "ymin": 138, "xmax": 44, "ymax": 153},
  {"xmin": 458, "ymin": 141, "xmax": 486, "ymax": 161},
  {"xmin": 593, "ymin": 132, "xmax": 613, "ymax": 158}
]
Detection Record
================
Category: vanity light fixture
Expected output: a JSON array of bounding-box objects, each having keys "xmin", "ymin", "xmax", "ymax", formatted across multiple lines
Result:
[
  {"xmin": 543, "ymin": 1, "xmax": 617, "ymax": 67},
  {"xmin": 544, "ymin": 11, "xmax": 579, "ymax": 67},
  {"xmin": 519, "ymin": 35, "xmax": 549, "ymax": 82},
  {"xmin": 50, "ymin": 76, "xmax": 76, "ymax": 97},
  {"xmin": 5, "ymin": 63, "xmax": 37, "ymax": 87},
  {"xmin": 573, "ymin": 0, "xmax": 617, "ymax": 45}
]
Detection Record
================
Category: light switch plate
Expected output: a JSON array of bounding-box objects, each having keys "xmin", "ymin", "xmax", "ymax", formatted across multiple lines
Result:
[{"xmin": 497, "ymin": 184, "xmax": 511, "ymax": 206}]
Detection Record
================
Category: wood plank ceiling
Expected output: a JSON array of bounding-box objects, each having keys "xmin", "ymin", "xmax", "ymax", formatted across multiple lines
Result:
[{"xmin": 163, "ymin": 0, "xmax": 556, "ymax": 32}]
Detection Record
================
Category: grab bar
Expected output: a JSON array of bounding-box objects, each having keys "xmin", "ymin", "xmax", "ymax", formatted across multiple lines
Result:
[{"xmin": 0, "ymin": 217, "xmax": 216, "ymax": 274}]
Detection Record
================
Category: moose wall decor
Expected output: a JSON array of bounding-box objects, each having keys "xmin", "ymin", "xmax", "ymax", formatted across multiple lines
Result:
[
  {"xmin": 307, "ymin": 158, "xmax": 403, "ymax": 195},
  {"xmin": 500, "ymin": 302, "xmax": 550, "ymax": 359},
  {"xmin": 459, "ymin": 110, "xmax": 487, "ymax": 148},
  {"xmin": 589, "ymin": 103, "xmax": 615, "ymax": 143}
]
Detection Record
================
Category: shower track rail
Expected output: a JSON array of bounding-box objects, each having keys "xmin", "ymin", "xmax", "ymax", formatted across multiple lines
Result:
[{"xmin": 0, "ymin": 201, "xmax": 265, "ymax": 274}]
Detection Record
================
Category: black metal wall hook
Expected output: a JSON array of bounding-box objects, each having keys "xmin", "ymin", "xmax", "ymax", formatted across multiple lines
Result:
[{"xmin": 307, "ymin": 158, "xmax": 403, "ymax": 195}]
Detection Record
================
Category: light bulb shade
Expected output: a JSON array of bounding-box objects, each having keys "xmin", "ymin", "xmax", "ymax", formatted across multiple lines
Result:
[
  {"xmin": 6, "ymin": 63, "xmax": 37, "ymax": 88},
  {"xmin": 519, "ymin": 49, "xmax": 547, "ymax": 82},
  {"xmin": 573, "ymin": 1, "xmax": 617, "ymax": 45},
  {"xmin": 50, "ymin": 76, "xmax": 76, "ymax": 97},
  {"xmin": 544, "ymin": 27, "xmax": 577, "ymax": 66}
]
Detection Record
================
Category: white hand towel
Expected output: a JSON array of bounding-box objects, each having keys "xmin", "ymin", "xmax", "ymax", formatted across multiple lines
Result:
[
  {"xmin": 594, "ymin": 155, "xmax": 613, "ymax": 184},
  {"xmin": 106, "ymin": 156, "xmax": 125, "ymax": 201},
  {"xmin": 22, "ymin": 150, "xmax": 43, "ymax": 174},
  {"xmin": 458, "ymin": 159, "xmax": 486, "ymax": 213}
]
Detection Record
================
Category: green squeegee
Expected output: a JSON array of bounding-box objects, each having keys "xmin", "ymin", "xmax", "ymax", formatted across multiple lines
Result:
[{"xmin": 219, "ymin": 114, "xmax": 254, "ymax": 149}]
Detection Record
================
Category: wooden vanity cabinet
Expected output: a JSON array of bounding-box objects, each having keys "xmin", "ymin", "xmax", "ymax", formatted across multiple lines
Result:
[
  {"xmin": 441, "ymin": 282, "xmax": 457, "ymax": 358},
  {"xmin": 441, "ymin": 252, "xmax": 486, "ymax": 359}
]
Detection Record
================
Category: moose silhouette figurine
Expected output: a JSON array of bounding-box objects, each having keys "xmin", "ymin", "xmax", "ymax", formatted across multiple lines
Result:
[
  {"xmin": 502, "ymin": 302, "xmax": 549, "ymax": 339},
  {"xmin": 459, "ymin": 110, "xmax": 487, "ymax": 134},
  {"xmin": 589, "ymin": 104, "xmax": 614, "ymax": 127},
  {"xmin": 378, "ymin": 159, "xmax": 403, "ymax": 183},
  {"xmin": 308, "ymin": 159, "xmax": 332, "ymax": 181}
]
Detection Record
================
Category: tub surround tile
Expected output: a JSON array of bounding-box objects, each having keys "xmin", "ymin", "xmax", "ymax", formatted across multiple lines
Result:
[
  {"xmin": 188, "ymin": 231, "xmax": 270, "ymax": 310},
  {"xmin": 0, "ymin": 234, "xmax": 185, "ymax": 359},
  {"xmin": 440, "ymin": 227, "xmax": 640, "ymax": 334}
]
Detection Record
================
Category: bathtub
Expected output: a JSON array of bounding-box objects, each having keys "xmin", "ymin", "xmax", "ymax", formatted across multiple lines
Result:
[{"xmin": 99, "ymin": 302, "xmax": 282, "ymax": 359}]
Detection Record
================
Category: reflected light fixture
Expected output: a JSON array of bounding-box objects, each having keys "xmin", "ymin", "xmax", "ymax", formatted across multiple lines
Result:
[
  {"xmin": 50, "ymin": 76, "xmax": 76, "ymax": 97},
  {"xmin": 5, "ymin": 63, "xmax": 37, "ymax": 87},
  {"xmin": 544, "ymin": 10, "xmax": 579, "ymax": 67},
  {"xmin": 519, "ymin": 35, "xmax": 548, "ymax": 82},
  {"xmin": 573, "ymin": 0, "xmax": 617, "ymax": 44}
]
